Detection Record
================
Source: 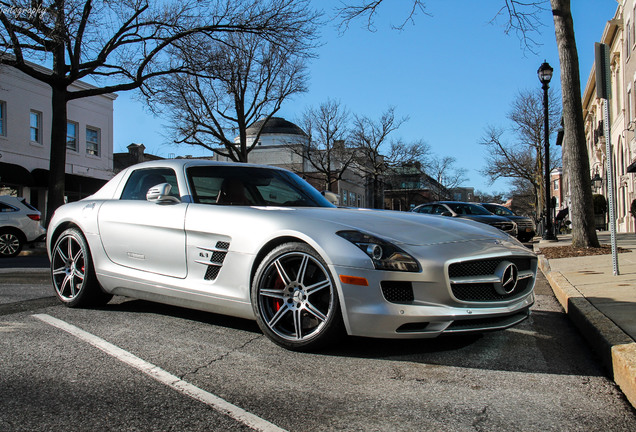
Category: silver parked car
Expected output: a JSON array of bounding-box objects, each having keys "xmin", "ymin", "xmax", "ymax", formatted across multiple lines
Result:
[
  {"xmin": 0, "ymin": 196, "xmax": 46, "ymax": 257},
  {"xmin": 47, "ymin": 160, "xmax": 537, "ymax": 351}
]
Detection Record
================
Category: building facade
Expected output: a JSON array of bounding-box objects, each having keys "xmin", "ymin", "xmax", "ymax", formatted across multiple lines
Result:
[
  {"xmin": 0, "ymin": 63, "xmax": 116, "ymax": 217},
  {"xmin": 583, "ymin": 0, "xmax": 636, "ymax": 233}
]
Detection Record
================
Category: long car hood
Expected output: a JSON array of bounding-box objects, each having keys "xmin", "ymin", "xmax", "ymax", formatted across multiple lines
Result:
[{"xmin": 259, "ymin": 207, "xmax": 513, "ymax": 247}]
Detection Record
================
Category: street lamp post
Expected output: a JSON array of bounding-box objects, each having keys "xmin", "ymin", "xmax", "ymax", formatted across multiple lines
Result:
[{"xmin": 538, "ymin": 61, "xmax": 557, "ymax": 241}]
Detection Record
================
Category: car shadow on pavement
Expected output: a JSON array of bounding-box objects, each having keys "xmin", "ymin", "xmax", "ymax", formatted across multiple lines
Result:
[
  {"xmin": 106, "ymin": 297, "xmax": 262, "ymax": 334},
  {"xmin": 102, "ymin": 297, "xmax": 605, "ymax": 378},
  {"xmin": 321, "ymin": 308, "xmax": 606, "ymax": 377}
]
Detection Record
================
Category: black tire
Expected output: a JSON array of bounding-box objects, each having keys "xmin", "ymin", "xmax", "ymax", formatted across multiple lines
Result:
[
  {"xmin": 51, "ymin": 228, "xmax": 112, "ymax": 307},
  {"xmin": 0, "ymin": 229, "xmax": 24, "ymax": 258},
  {"xmin": 251, "ymin": 242, "xmax": 343, "ymax": 351}
]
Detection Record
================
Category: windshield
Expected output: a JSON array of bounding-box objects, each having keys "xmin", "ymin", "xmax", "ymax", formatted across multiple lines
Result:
[
  {"xmin": 446, "ymin": 202, "xmax": 493, "ymax": 216},
  {"xmin": 482, "ymin": 204, "xmax": 514, "ymax": 216},
  {"xmin": 187, "ymin": 165, "xmax": 335, "ymax": 208}
]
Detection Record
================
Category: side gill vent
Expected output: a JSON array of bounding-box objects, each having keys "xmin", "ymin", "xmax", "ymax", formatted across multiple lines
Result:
[{"xmin": 201, "ymin": 241, "xmax": 230, "ymax": 281}]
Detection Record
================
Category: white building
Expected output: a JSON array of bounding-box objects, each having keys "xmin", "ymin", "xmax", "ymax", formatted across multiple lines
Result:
[{"xmin": 0, "ymin": 62, "xmax": 116, "ymax": 216}]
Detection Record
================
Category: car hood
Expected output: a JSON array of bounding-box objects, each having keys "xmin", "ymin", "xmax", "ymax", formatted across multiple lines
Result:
[
  {"xmin": 257, "ymin": 207, "xmax": 512, "ymax": 247},
  {"xmin": 459, "ymin": 214, "xmax": 512, "ymax": 224}
]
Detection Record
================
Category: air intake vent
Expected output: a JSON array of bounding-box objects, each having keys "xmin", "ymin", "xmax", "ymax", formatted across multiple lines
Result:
[{"xmin": 381, "ymin": 281, "xmax": 414, "ymax": 303}]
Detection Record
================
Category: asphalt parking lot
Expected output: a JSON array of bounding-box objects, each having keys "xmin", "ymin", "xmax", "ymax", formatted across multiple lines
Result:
[{"xmin": 1, "ymin": 253, "xmax": 635, "ymax": 431}]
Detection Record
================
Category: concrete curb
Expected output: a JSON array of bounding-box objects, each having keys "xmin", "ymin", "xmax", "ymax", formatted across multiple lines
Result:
[{"xmin": 538, "ymin": 255, "xmax": 636, "ymax": 408}]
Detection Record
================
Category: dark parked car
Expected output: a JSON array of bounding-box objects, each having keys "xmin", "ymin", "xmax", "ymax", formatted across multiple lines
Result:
[
  {"xmin": 479, "ymin": 203, "xmax": 536, "ymax": 242},
  {"xmin": 412, "ymin": 201, "xmax": 517, "ymax": 238}
]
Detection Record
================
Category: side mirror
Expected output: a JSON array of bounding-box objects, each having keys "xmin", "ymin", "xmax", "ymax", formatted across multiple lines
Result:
[
  {"xmin": 147, "ymin": 183, "xmax": 180, "ymax": 204},
  {"xmin": 441, "ymin": 211, "xmax": 453, "ymax": 217}
]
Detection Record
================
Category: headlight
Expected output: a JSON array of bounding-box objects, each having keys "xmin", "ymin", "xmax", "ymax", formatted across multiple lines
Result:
[{"xmin": 337, "ymin": 230, "xmax": 420, "ymax": 272}]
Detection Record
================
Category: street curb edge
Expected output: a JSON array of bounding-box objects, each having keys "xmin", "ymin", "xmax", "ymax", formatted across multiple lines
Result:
[{"xmin": 538, "ymin": 255, "xmax": 636, "ymax": 409}]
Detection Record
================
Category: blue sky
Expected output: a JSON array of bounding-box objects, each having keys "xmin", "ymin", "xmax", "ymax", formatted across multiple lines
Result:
[{"xmin": 113, "ymin": 0, "xmax": 618, "ymax": 193}]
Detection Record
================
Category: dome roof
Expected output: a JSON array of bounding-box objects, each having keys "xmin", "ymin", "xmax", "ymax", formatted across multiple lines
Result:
[{"xmin": 246, "ymin": 117, "xmax": 307, "ymax": 137}]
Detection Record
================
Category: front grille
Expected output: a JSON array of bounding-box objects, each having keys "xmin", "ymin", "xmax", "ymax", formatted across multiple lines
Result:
[
  {"xmin": 491, "ymin": 222, "xmax": 515, "ymax": 231},
  {"xmin": 451, "ymin": 278, "xmax": 532, "ymax": 301},
  {"xmin": 381, "ymin": 281, "xmax": 414, "ymax": 303},
  {"xmin": 448, "ymin": 257, "xmax": 536, "ymax": 302},
  {"xmin": 449, "ymin": 257, "xmax": 533, "ymax": 277},
  {"xmin": 516, "ymin": 220, "xmax": 533, "ymax": 229}
]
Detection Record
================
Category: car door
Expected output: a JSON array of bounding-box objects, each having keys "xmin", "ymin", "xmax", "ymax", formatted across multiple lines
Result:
[{"xmin": 97, "ymin": 167, "xmax": 188, "ymax": 278}]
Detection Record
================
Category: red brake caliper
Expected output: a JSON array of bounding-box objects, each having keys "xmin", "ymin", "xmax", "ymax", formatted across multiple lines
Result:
[{"xmin": 273, "ymin": 275, "xmax": 285, "ymax": 311}]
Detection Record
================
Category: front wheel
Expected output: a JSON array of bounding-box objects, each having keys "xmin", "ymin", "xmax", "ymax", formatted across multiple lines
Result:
[
  {"xmin": 51, "ymin": 228, "xmax": 112, "ymax": 307},
  {"xmin": 251, "ymin": 242, "xmax": 343, "ymax": 351}
]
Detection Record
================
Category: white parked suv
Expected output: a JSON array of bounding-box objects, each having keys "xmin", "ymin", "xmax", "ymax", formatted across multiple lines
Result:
[{"xmin": 0, "ymin": 196, "xmax": 47, "ymax": 258}]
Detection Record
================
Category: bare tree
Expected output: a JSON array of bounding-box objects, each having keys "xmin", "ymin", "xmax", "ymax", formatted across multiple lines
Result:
[
  {"xmin": 349, "ymin": 107, "xmax": 428, "ymax": 208},
  {"xmin": 474, "ymin": 190, "xmax": 507, "ymax": 204},
  {"xmin": 335, "ymin": 0, "xmax": 600, "ymax": 247},
  {"xmin": 293, "ymin": 99, "xmax": 355, "ymax": 191},
  {"xmin": 427, "ymin": 154, "xmax": 468, "ymax": 201},
  {"xmin": 0, "ymin": 0, "xmax": 318, "ymax": 221},
  {"xmin": 480, "ymin": 88, "xmax": 561, "ymax": 216},
  {"xmin": 337, "ymin": 0, "xmax": 427, "ymax": 31},
  {"xmin": 150, "ymin": 30, "xmax": 314, "ymax": 162},
  {"xmin": 549, "ymin": 0, "xmax": 599, "ymax": 247}
]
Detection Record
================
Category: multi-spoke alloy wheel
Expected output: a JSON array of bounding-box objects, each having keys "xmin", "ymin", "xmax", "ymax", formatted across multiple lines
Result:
[
  {"xmin": 51, "ymin": 228, "xmax": 111, "ymax": 307},
  {"xmin": 0, "ymin": 231, "xmax": 23, "ymax": 258},
  {"xmin": 252, "ymin": 242, "xmax": 343, "ymax": 350}
]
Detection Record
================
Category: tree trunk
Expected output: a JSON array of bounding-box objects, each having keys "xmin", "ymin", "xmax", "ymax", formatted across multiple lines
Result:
[
  {"xmin": 46, "ymin": 85, "xmax": 68, "ymax": 226},
  {"xmin": 550, "ymin": 0, "xmax": 600, "ymax": 247}
]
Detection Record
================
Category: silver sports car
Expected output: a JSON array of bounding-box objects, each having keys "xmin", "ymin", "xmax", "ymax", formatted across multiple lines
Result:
[{"xmin": 47, "ymin": 160, "xmax": 537, "ymax": 351}]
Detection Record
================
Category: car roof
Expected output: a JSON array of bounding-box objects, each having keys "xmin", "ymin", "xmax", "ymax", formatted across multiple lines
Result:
[{"xmin": 124, "ymin": 159, "xmax": 290, "ymax": 172}]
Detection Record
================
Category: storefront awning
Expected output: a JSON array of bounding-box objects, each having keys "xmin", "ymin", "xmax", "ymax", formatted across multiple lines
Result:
[
  {"xmin": 0, "ymin": 162, "xmax": 35, "ymax": 186},
  {"xmin": 32, "ymin": 169, "xmax": 108, "ymax": 194}
]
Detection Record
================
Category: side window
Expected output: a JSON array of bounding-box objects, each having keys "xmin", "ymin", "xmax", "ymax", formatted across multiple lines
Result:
[
  {"xmin": 0, "ymin": 202, "xmax": 17, "ymax": 212},
  {"xmin": 416, "ymin": 205, "xmax": 432, "ymax": 214},
  {"xmin": 120, "ymin": 168, "xmax": 179, "ymax": 200},
  {"xmin": 433, "ymin": 205, "xmax": 446, "ymax": 215},
  {"xmin": 0, "ymin": 100, "xmax": 6, "ymax": 137}
]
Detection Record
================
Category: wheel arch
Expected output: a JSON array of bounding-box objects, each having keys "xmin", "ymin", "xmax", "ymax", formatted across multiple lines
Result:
[
  {"xmin": 48, "ymin": 221, "xmax": 82, "ymax": 255},
  {"xmin": 0, "ymin": 226, "xmax": 26, "ymax": 243},
  {"xmin": 249, "ymin": 236, "xmax": 310, "ymax": 288}
]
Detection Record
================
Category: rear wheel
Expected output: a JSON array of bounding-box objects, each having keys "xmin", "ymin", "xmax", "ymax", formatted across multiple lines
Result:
[
  {"xmin": 251, "ymin": 242, "xmax": 343, "ymax": 351},
  {"xmin": 0, "ymin": 230, "xmax": 23, "ymax": 258},
  {"xmin": 51, "ymin": 228, "xmax": 112, "ymax": 307}
]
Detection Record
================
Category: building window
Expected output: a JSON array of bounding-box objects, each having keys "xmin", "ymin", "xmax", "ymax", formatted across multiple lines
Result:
[
  {"xmin": 30, "ymin": 110, "xmax": 42, "ymax": 143},
  {"xmin": 86, "ymin": 126, "xmax": 100, "ymax": 156},
  {"xmin": 628, "ymin": 22, "xmax": 632, "ymax": 57},
  {"xmin": 0, "ymin": 101, "xmax": 6, "ymax": 136},
  {"xmin": 553, "ymin": 180, "xmax": 559, "ymax": 191},
  {"xmin": 66, "ymin": 121, "xmax": 78, "ymax": 151},
  {"xmin": 633, "ymin": 7, "xmax": 636, "ymax": 47}
]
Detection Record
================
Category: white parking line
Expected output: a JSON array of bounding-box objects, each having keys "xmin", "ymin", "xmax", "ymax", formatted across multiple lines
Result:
[{"xmin": 32, "ymin": 313, "xmax": 286, "ymax": 432}]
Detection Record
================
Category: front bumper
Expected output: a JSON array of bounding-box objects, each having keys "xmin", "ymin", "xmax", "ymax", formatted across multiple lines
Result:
[{"xmin": 331, "ymin": 240, "xmax": 537, "ymax": 339}]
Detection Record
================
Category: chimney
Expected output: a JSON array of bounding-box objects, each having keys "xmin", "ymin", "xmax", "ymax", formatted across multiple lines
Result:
[{"xmin": 127, "ymin": 143, "xmax": 146, "ymax": 163}]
